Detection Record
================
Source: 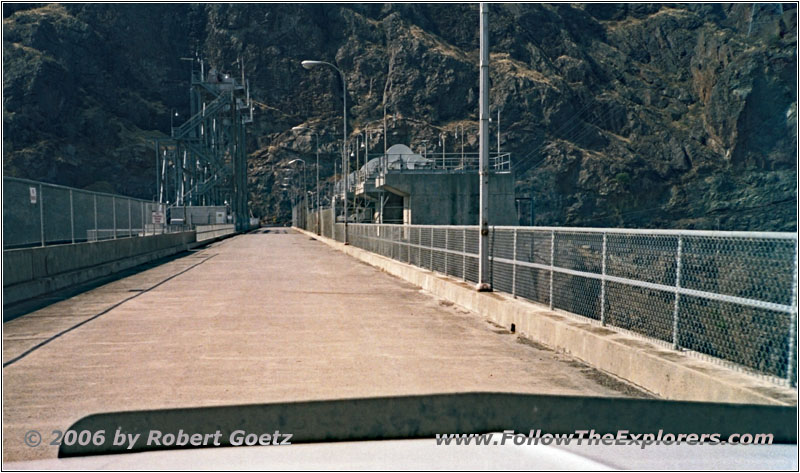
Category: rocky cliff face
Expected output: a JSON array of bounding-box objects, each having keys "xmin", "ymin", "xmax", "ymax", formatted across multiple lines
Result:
[{"xmin": 3, "ymin": 3, "xmax": 796, "ymax": 230}]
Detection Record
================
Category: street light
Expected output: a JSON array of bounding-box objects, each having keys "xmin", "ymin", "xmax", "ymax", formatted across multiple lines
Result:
[
  {"xmin": 301, "ymin": 59, "xmax": 349, "ymax": 243},
  {"xmin": 361, "ymin": 128, "xmax": 384, "ymax": 223},
  {"xmin": 291, "ymin": 126, "xmax": 321, "ymax": 235},
  {"xmin": 489, "ymin": 108, "xmax": 501, "ymax": 155},
  {"xmin": 351, "ymin": 134, "xmax": 367, "ymax": 215},
  {"xmin": 438, "ymin": 132, "xmax": 447, "ymax": 169},
  {"xmin": 287, "ymin": 158, "xmax": 307, "ymax": 229},
  {"xmin": 170, "ymin": 109, "xmax": 179, "ymax": 137},
  {"xmin": 455, "ymin": 124, "xmax": 465, "ymax": 168}
]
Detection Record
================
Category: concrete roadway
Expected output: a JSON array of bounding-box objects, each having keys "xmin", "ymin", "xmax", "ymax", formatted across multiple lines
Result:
[{"xmin": 2, "ymin": 229, "xmax": 645, "ymax": 462}]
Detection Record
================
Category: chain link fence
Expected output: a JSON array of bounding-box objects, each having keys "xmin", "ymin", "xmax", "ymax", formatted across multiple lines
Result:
[
  {"xmin": 3, "ymin": 177, "xmax": 179, "ymax": 250},
  {"xmin": 299, "ymin": 214, "xmax": 798, "ymax": 386}
]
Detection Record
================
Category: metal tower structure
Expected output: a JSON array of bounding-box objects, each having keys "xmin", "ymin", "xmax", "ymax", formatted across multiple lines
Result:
[{"xmin": 153, "ymin": 58, "xmax": 253, "ymax": 231}]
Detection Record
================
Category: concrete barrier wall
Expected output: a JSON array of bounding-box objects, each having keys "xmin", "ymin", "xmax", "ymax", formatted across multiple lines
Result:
[
  {"xmin": 3, "ymin": 232, "xmax": 196, "ymax": 306},
  {"xmin": 195, "ymin": 224, "xmax": 236, "ymax": 242},
  {"xmin": 296, "ymin": 227, "xmax": 797, "ymax": 406}
]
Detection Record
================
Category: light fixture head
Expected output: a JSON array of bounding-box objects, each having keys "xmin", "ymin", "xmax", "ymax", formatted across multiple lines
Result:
[{"xmin": 301, "ymin": 60, "xmax": 323, "ymax": 70}]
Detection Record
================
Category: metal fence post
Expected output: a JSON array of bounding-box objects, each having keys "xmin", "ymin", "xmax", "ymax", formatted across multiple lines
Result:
[
  {"xmin": 512, "ymin": 229, "xmax": 518, "ymax": 297},
  {"xmin": 69, "ymin": 189, "xmax": 75, "ymax": 244},
  {"xmin": 444, "ymin": 229, "xmax": 449, "ymax": 276},
  {"xmin": 672, "ymin": 236, "xmax": 683, "ymax": 350},
  {"xmin": 141, "ymin": 201, "xmax": 145, "ymax": 236},
  {"xmin": 112, "ymin": 196, "xmax": 117, "ymax": 239},
  {"xmin": 93, "ymin": 194, "xmax": 98, "ymax": 241},
  {"xmin": 600, "ymin": 232, "xmax": 607, "ymax": 325},
  {"xmin": 462, "ymin": 229, "xmax": 467, "ymax": 281},
  {"xmin": 549, "ymin": 230, "xmax": 555, "ymax": 309},
  {"xmin": 128, "ymin": 199, "xmax": 132, "ymax": 237},
  {"xmin": 39, "ymin": 184, "xmax": 45, "ymax": 247},
  {"xmin": 429, "ymin": 227, "xmax": 434, "ymax": 271},
  {"xmin": 418, "ymin": 228, "xmax": 422, "ymax": 267},
  {"xmin": 405, "ymin": 226, "xmax": 410, "ymax": 264},
  {"xmin": 787, "ymin": 238, "xmax": 798, "ymax": 385}
]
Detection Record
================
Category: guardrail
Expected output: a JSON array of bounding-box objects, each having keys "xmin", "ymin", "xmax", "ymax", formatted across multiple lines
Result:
[
  {"xmin": 377, "ymin": 151, "xmax": 512, "ymax": 174},
  {"xmin": 337, "ymin": 151, "xmax": 512, "ymax": 196},
  {"xmin": 3, "ymin": 177, "xmax": 176, "ymax": 250},
  {"xmin": 307, "ymin": 219, "xmax": 798, "ymax": 386}
]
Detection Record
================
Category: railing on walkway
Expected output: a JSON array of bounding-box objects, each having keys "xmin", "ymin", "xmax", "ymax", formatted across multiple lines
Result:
[
  {"xmin": 377, "ymin": 151, "xmax": 512, "ymax": 174},
  {"xmin": 303, "ymin": 218, "xmax": 798, "ymax": 387},
  {"xmin": 336, "ymin": 151, "xmax": 513, "ymax": 196},
  {"xmin": 3, "ymin": 177, "xmax": 180, "ymax": 250}
]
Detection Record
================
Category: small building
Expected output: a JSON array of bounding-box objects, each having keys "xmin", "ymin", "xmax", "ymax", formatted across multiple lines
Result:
[
  {"xmin": 168, "ymin": 205, "xmax": 229, "ymax": 225},
  {"xmin": 345, "ymin": 144, "xmax": 516, "ymax": 226}
]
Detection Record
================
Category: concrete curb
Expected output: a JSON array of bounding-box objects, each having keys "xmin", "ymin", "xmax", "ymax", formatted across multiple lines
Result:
[{"xmin": 296, "ymin": 227, "xmax": 797, "ymax": 406}]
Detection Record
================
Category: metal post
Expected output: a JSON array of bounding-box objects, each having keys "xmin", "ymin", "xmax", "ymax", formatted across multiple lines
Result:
[
  {"xmin": 463, "ymin": 229, "xmax": 467, "ymax": 281},
  {"xmin": 141, "ymin": 201, "xmax": 145, "ymax": 236},
  {"xmin": 390, "ymin": 225, "xmax": 395, "ymax": 259},
  {"xmin": 430, "ymin": 227, "xmax": 434, "ymax": 271},
  {"xmin": 549, "ymin": 230, "xmax": 555, "ymax": 309},
  {"xmin": 69, "ymin": 189, "xmax": 75, "ymax": 244},
  {"xmin": 441, "ymin": 133, "xmax": 446, "ymax": 169},
  {"xmin": 497, "ymin": 108, "xmax": 500, "ymax": 155},
  {"xmin": 786, "ymin": 238, "xmax": 798, "ymax": 385},
  {"xmin": 128, "ymin": 199, "xmax": 132, "ymax": 237},
  {"xmin": 39, "ymin": 184, "xmax": 45, "ymax": 247},
  {"xmin": 406, "ymin": 226, "xmax": 411, "ymax": 264},
  {"xmin": 93, "ymin": 194, "xmax": 98, "ymax": 241},
  {"xmin": 112, "ymin": 196, "xmax": 117, "ymax": 239},
  {"xmin": 600, "ymin": 232, "xmax": 607, "ymax": 325},
  {"xmin": 418, "ymin": 228, "xmax": 422, "ymax": 267},
  {"xmin": 672, "ymin": 236, "xmax": 683, "ymax": 350},
  {"xmin": 341, "ymin": 69, "xmax": 349, "ymax": 245},
  {"xmin": 477, "ymin": 2, "xmax": 491, "ymax": 291},
  {"xmin": 460, "ymin": 125, "xmax": 465, "ymax": 167},
  {"xmin": 512, "ymin": 229, "xmax": 517, "ymax": 297},
  {"xmin": 155, "ymin": 140, "xmax": 160, "ymax": 202},
  {"xmin": 445, "ymin": 229, "xmax": 449, "ymax": 276}
]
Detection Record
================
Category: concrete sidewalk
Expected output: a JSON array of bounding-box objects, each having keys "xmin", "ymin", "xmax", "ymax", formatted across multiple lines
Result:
[{"xmin": 3, "ymin": 229, "xmax": 645, "ymax": 462}]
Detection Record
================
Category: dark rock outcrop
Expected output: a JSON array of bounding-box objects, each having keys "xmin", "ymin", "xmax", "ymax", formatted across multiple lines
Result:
[{"xmin": 3, "ymin": 3, "xmax": 796, "ymax": 230}]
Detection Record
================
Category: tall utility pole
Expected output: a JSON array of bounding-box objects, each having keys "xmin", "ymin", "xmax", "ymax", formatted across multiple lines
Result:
[{"xmin": 478, "ymin": 2, "xmax": 492, "ymax": 291}]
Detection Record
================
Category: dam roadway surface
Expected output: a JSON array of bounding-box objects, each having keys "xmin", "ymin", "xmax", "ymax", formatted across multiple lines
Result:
[{"xmin": 2, "ymin": 228, "xmax": 646, "ymax": 462}]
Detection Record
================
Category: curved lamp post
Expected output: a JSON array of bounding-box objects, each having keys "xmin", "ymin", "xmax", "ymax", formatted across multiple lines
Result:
[
  {"xmin": 291, "ymin": 126, "xmax": 321, "ymax": 235},
  {"xmin": 287, "ymin": 158, "xmax": 307, "ymax": 229},
  {"xmin": 301, "ymin": 60, "xmax": 349, "ymax": 244}
]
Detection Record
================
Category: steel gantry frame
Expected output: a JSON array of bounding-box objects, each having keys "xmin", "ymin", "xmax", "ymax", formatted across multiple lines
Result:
[{"xmin": 153, "ymin": 59, "xmax": 253, "ymax": 231}]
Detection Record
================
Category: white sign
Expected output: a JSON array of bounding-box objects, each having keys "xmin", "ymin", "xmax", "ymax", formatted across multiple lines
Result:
[
  {"xmin": 29, "ymin": 186, "xmax": 37, "ymax": 204},
  {"xmin": 152, "ymin": 211, "xmax": 164, "ymax": 224},
  {"xmin": 215, "ymin": 211, "xmax": 226, "ymax": 224}
]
